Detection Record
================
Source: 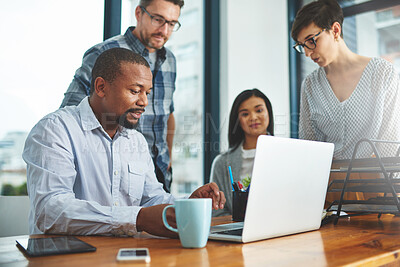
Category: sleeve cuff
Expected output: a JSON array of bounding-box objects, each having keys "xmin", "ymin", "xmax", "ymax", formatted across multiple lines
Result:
[{"xmin": 111, "ymin": 206, "xmax": 142, "ymax": 236}]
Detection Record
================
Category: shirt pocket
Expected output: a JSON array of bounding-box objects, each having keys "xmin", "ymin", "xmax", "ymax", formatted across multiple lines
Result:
[{"xmin": 128, "ymin": 163, "xmax": 146, "ymax": 200}]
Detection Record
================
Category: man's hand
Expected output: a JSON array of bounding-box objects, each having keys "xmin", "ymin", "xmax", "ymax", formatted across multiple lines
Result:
[
  {"xmin": 190, "ymin": 182, "xmax": 226, "ymax": 210},
  {"xmin": 136, "ymin": 204, "xmax": 178, "ymax": 238}
]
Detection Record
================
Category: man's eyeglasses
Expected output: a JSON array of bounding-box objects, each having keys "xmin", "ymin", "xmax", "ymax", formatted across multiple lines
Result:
[
  {"xmin": 140, "ymin": 6, "xmax": 181, "ymax": 32},
  {"xmin": 293, "ymin": 29, "xmax": 326, "ymax": 54}
]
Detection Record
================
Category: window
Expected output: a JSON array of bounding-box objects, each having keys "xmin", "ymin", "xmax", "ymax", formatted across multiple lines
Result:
[
  {"xmin": 0, "ymin": 0, "xmax": 104, "ymax": 195},
  {"xmin": 166, "ymin": 2, "xmax": 205, "ymax": 196}
]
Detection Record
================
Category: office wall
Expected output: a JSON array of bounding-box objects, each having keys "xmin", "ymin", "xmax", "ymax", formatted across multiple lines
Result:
[{"xmin": 219, "ymin": 0, "xmax": 290, "ymax": 151}]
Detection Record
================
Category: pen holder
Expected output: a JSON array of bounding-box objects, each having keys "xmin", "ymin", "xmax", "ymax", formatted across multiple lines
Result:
[{"xmin": 232, "ymin": 191, "xmax": 248, "ymax": 222}]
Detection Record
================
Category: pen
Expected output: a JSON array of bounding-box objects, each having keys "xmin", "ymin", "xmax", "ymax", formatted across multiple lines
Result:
[
  {"xmin": 232, "ymin": 182, "xmax": 240, "ymax": 192},
  {"xmin": 246, "ymin": 184, "xmax": 251, "ymax": 192},
  {"xmin": 237, "ymin": 181, "xmax": 244, "ymax": 190},
  {"xmin": 228, "ymin": 166, "xmax": 235, "ymax": 191}
]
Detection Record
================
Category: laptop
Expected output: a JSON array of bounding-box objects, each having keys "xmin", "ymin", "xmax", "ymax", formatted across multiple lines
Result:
[{"xmin": 209, "ymin": 135, "xmax": 334, "ymax": 243}]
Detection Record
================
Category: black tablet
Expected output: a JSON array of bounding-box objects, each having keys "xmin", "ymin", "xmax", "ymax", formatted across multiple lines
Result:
[{"xmin": 16, "ymin": 236, "xmax": 96, "ymax": 257}]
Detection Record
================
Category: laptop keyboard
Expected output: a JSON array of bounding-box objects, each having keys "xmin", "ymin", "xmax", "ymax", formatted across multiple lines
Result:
[{"xmin": 214, "ymin": 228, "xmax": 243, "ymax": 236}]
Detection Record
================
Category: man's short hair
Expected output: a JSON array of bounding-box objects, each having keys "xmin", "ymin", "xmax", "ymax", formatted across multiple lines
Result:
[
  {"xmin": 90, "ymin": 48, "xmax": 150, "ymax": 95},
  {"xmin": 291, "ymin": 0, "xmax": 343, "ymax": 42},
  {"xmin": 139, "ymin": 0, "xmax": 184, "ymax": 9}
]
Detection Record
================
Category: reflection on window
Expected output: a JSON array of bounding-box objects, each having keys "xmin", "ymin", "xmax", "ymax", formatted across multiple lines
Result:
[
  {"xmin": 171, "ymin": 74, "xmax": 203, "ymax": 196},
  {"xmin": 121, "ymin": 0, "xmax": 138, "ymax": 31},
  {"xmin": 376, "ymin": 5, "xmax": 400, "ymax": 22},
  {"xmin": 166, "ymin": 4, "xmax": 204, "ymax": 197},
  {"xmin": 175, "ymin": 76, "xmax": 201, "ymax": 149},
  {"xmin": 180, "ymin": 8, "xmax": 199, "ymax": 28},
  {"xmin": 376, "ymin": 6, "xmax": 400, "ymax": 70},
  {"xmin": 175, "ymin": 42, "xmax": 199, "ymax": 60},
  {"xmin": 0, "ymin": 0, "xmax": 103, "ymax": 195},
  {"xmin": 0, "ymin": 132, "xmax": 27, "ymax": 195},
  {"xmin": 340, "ymin": 0, "xmax": 371, "ymax": 8}
]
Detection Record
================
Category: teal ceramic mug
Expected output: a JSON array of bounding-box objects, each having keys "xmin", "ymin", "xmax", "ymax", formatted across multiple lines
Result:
[{"xmin": 162, "ymin": 199, "xmax": 212, "ymax": 248}]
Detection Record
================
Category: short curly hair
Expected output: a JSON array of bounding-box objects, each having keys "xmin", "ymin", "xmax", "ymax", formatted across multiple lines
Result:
[{"xmin": 90, "ymin": 48, "xmax": 150, "ymax": 95}]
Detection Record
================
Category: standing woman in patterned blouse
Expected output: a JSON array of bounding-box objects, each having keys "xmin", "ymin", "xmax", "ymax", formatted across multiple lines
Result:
[{"xmin": 291, "ymin": 0, "xmax": 400, "ymax": 159}]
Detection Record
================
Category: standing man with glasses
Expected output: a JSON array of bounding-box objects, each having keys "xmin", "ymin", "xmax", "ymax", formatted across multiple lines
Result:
[{"xmin": 60, "ymin": 0, "xmax": 184, "ymax": 192}]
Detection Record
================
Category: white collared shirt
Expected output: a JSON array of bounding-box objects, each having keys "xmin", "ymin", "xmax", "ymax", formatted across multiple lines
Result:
[{"xmin": 23, "ymin": 97, "xmax": 174, "ymax": 236}]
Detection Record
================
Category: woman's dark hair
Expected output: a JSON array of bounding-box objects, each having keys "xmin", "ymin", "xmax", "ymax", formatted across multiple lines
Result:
[
  {"xmin": 228, "ymin": 89, "xmax": 274, "ymax": 149},
  {"xmin": 291, "ymin": 0, "xmax": 343, "ymax": 41}
]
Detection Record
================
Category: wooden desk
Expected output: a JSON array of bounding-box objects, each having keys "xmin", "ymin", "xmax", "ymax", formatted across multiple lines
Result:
[{"xmin": 1, "ymin": 214, "xmax": 400, "ymax": 266}]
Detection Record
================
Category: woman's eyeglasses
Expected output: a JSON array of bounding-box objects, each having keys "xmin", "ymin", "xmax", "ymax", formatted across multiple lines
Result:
[{"xmin": 293, "ymin": 29, "xmax": 326, "ymax": 54}]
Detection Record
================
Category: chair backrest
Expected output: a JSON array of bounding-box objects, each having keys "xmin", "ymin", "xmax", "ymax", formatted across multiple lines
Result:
[{"xmin": 0, "ymin": 196, "xmax": 30, "ymax": 237}]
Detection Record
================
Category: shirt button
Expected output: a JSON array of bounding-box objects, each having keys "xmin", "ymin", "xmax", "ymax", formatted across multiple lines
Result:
[{"xmin": 114, "ymin": 170, "xmax": 118, "ymax": 175}]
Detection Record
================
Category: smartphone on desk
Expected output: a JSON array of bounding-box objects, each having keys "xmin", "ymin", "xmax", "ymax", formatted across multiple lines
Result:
[{"xmin": 116, "ymin": 248, "xmax": 150, "ymax": 263}]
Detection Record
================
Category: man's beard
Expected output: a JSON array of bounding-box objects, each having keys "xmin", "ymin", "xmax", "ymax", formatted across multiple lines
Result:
[
  {"xmin": 144, "ymin": 33, "xmax": 168, "ymax": 50},
  {"xmin": 116, "ymin": 108, "xmax": 145, "ymax": 129}
]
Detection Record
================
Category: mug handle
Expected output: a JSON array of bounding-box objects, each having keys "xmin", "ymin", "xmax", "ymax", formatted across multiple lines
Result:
[{"xmin": 162, "ymin": 205, "xmax": 178, "ymax": 233}]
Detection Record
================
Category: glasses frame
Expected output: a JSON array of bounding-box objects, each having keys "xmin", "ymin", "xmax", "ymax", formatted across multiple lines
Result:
[
  {"xmin": 140, "ymin": 6, "xmax": 181, "ymax": 32},
  {"xmin": 293, "ymin": 29, "xmax": 326, "ymax": 54}
]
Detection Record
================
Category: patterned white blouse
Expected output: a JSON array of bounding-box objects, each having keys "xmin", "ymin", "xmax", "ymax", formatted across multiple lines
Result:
[{"xmin": 299, "ymin": 57, "xmax": 400, "ymax": 159}]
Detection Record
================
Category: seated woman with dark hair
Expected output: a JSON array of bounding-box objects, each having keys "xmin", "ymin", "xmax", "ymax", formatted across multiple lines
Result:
[{"xmin": 210, "ymin": 89, "xmax": 274, "ymax": 217}]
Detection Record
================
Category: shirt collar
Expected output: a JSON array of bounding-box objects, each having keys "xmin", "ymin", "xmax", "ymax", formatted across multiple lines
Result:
[
  {"xmin": 119, "ymin": 126, "xmax": 133, "ymax": 138},
  {"xmin": 79, "ymin": 97, "xmax": 137, "ymax": 139},
  {"xmin": 79, "ymin": 97, "xmax": 102, "ymax": 131},
  {"xmin": 125, "ymin": 26, "xmax": 166, "ymax": 60}
]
